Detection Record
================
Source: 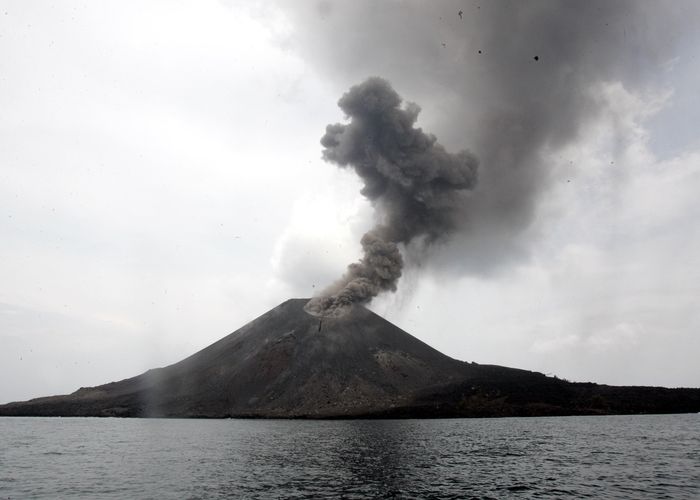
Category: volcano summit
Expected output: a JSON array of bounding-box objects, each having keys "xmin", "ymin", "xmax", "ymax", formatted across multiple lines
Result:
[{"xmin": 1, "ymin": 299, "xmax": 698, "ymax": 418}]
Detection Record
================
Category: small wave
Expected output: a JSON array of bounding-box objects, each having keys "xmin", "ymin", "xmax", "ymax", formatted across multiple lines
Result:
[{"xmin": 504, "ymin": 484, "xmax": 534, "ymax": 492}]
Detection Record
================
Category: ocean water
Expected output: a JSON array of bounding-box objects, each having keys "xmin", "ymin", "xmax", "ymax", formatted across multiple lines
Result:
[{"xmin": 1, "ymin": 414, "xmax": 698, "ymax": 499}]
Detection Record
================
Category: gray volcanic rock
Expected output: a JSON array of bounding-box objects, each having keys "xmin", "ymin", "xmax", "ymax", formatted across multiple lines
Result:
[{"xmin": 1, "ymin": 298, "xmax": 699, "ymax": 418}]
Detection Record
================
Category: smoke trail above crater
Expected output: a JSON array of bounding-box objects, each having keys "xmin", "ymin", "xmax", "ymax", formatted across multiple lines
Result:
[
  {"xmin": 305, "ymin": 78, "xmax": 478, "ymax": 317},
  {"xmin": 279, "ymin": 1, "xmax": 698, "ymax": 290}
]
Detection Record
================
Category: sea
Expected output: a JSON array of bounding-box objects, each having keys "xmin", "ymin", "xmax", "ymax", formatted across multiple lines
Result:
[{"xmin": 1, "ymin": 414, "xmax": 698, "ymax": 499}]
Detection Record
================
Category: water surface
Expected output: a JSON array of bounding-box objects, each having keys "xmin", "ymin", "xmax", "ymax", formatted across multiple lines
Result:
[{"xmin": 1, "ymin": 414, "xmax": 698, "ymax": 498}]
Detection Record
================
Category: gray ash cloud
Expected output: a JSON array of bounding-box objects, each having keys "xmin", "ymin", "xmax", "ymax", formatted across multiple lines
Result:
[
  {"xmin": 282, "ymin": 1, "xmax": 694, "ymax": 283},
  {"xmin": 291, "ymin": 2, "xmax": 697, "ymax": 316},
  {"xmin": 305, "ymin": 78, "xmax": 478, "ymax": 316}
]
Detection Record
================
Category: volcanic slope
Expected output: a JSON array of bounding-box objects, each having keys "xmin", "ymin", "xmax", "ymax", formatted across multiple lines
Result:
[
  {"xmin": 0, "ymin": 299, "xmax": 474, "ymax": 417},
  {"xmin": 1, "ymin": 298, "xmax": 699, "ymax": 418}
]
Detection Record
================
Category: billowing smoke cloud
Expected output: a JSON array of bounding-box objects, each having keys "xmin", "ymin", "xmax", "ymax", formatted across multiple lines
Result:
[
  {"xmin": 278, "ymin": 1, "xmax": 696, "ymax": 292},
  {"xmin": 305, "ymin": 78, "xmax": 477, "ymax": 316}
]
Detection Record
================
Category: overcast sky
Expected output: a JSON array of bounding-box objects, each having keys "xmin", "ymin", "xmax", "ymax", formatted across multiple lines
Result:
[{"xmin": 2, "ymin": 0, "xmax": 699, "ymax": 403}]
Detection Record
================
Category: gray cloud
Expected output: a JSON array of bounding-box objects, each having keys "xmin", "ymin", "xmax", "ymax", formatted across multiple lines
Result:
[
  {"xmin": 306, "ymin": 78, "xmax": 478, "ymax": 316},
  {"xmin": 282, "ymin": 1, "xmax": 698, "ymax": 279}
]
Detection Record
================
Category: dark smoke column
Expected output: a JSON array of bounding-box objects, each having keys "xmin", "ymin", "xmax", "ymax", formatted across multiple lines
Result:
[{"xmin": 305, "ymin": 78, "xmax": 478, "ymax": 317}]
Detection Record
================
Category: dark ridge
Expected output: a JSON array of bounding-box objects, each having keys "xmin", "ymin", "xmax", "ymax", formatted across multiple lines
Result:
[{"xmin": 1, "ymin": 298, "xmax": 698, "ymax": 418}]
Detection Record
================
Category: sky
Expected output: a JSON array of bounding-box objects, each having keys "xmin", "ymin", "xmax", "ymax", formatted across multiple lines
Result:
[{"xmin": 1, "ymin": 0, "xmax": 699, "ymax": 404}]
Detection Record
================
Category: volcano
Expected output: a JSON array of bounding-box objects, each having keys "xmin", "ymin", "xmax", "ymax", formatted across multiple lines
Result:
[{"xmin": 1, "ymin": 298, "xmax": 699, "ymax": 418}]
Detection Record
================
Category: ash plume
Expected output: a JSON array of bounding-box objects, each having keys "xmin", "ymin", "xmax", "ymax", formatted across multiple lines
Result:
[
  {"xmin": 281, "ymin": 1, "xmax": 695, "ymax": 286},
  {"xmin": 305, "ymin": 78, "xmax": 478, "ymax": 316}
]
